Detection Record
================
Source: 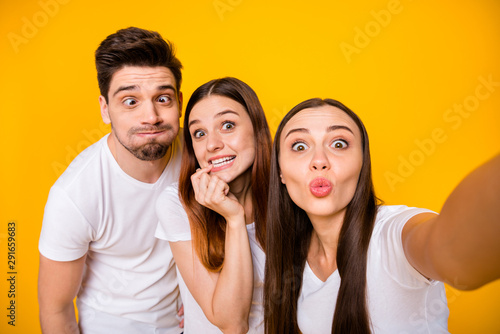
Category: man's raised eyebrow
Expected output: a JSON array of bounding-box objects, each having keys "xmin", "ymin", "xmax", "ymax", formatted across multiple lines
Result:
[
  {"xmin": 112, "ymin": 84, "xmax": 176, "ymax": 97},
  {"xmin": 327, "ymin": 125, "xmax": 354, "ymax": 134},
  {"xmin": 157, "ymin": 85, "xmax": 176, "ymax": 93},
  {"xmin": 113, "ymin": 85, "xmax": 138, "ymax": 97},
  {"xmin": 284, "ymin": 128, "xmax": 309, "ymax": 139}
]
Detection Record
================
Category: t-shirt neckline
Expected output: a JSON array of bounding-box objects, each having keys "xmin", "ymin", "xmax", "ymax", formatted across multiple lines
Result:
[{"xmin": 305, "ymin": 261, "xmax": 340, "ymax": 285}]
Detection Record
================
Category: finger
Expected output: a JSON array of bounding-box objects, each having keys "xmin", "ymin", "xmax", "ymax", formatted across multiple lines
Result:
[
  {"xmin": 191, "ymin": 165, "xmax": 212, "ymax": 183},
  {"xmin": 190, "ymin": 173, "xmax": 200, "ymax": 200},
  {"xmin": 202, "ymin": 165, "xmax": 213, "ymax": 171},
  {"xmin": 203, "ymin": 178, "xmax": 237, "ymax": 216},
  {"xmin": 205, "ymin": 175, "xmax": 225, "ymax": 204},
  {"xmin": 194, "ymin": 172, "xmax": 212, "ymax": 204},
  {"xmin": 198, "ymin": 172, "xmax": 211, "ymax": 194},
  {"xmin": 215, "ymin": 180, "xmax": 232, "ymax": 207},
  {"xmin": 191, "ymin": 165, "xmax": 213, "ymax": 199},
  {"xmin": 196, "ymin": 164, "xmax": 212, "ymax": 175}
]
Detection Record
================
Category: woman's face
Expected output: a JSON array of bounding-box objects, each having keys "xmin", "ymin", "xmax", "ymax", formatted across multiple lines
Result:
[
  {"xmin": 279, "ymin": 105, "xmax": 363, "ymax": 222},
  {"xmin": 188, "ymin": 95, "xmax": 256, "ymax": 185}
]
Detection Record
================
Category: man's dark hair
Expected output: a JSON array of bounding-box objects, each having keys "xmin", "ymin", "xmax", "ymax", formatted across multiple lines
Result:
[{"xmin": 95, "ymin": 27, "xmax": 183, "ymax": 102}]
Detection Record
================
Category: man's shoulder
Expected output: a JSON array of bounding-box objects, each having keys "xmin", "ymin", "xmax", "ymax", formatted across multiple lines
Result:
[{"xmin": 54, "ymin": 135, "xmax": 109, "ymax": 191}]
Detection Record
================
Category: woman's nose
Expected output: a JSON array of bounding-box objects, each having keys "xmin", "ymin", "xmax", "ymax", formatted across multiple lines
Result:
[{"xmin": 310, "ymin": 148, "xmax": 330, "ymax": 171}]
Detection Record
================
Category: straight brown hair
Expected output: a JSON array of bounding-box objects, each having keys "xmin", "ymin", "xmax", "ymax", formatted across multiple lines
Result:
[
  {"xmin": 264, "ymin": 98, "xmax": 378, "ymax": 333},
  {"xmin": 179, "ymin": 77, "xmax": 271, "ymax": 271}
]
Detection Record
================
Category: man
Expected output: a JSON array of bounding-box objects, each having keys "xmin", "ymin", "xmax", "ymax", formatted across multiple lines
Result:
[{"xmin": 38, "ymin": 27, "xmax": 184, "ymax": 333}]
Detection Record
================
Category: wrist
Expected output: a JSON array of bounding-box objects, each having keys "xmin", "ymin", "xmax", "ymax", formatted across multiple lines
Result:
[{"xmin": 224, "ymin": 209, "xmax": 246, "ymax": 228}]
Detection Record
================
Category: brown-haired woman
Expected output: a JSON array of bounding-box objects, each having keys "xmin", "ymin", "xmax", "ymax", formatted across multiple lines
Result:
[
  {"xmin": 156, "ymin": 77, "xmax": 271, "ymax": 333},
  {"xmin": 264, "ymin": 98, "xmax": 500, "ymax": 333}
]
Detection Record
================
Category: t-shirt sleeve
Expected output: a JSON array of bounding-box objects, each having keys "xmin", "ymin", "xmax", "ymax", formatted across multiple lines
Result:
[
  {"xmin": 155, "ymin": 183, "xmax": 192, "ymax": 242},
  {"xmin": 375, "ymin": 205, "xmax": 437, "ymax": 288},
  {"xmin": 39, "ymin": 185, "xmax": 94, "ymax": 261}
]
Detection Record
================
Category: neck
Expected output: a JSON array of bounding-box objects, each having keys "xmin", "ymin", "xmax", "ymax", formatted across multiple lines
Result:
[
  {"xmin": 229, "ymin": 169, "xmax": 253, "ymax": 224},
  {"xmin": 107, "ymin": 133, "xmax": 170, "ymax": 183},
  {"xmin": 308, "ymin": 210, "xmax": 345, "ymax": 269}
]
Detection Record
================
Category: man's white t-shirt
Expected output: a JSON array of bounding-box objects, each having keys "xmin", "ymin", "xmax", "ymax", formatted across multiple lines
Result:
[
  {"xmin": 297, "ymin": 205, "xmax": 449, "ymax": 334},
  {"xmin": 155, "ymin": 183, "xmax": 265, "ymax": 333},
  {"xmin": 39, "ymin": 134, "xmax": 183, "ymax": 333}
]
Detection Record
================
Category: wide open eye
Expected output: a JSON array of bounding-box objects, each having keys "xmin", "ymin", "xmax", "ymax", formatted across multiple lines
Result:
[
  {"xmin": 123, "ymin": 98, "xmax": 137, "ymax": 107},
  {"xmin": 222, "ymin": 122, "xmax": 235, "ymax": 130},
  {"xmin": 193, "ymin": 130, "xmax": 206, "ymax": 139},
  {"xmin": 157, "ymin": 95, "xmax": 171, "ymax": 103},
  {"xmin": 292, "ymin": 142, "xmax": 309, "ymax": 152},
  {"xmin": 331, "ymin": 139, "xmax": 348, "ymax": 149}
]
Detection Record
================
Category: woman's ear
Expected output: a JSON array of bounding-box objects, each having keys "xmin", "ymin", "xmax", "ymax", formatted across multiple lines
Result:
[{"xmin": 280, "ymin": 172, "xmax": 285, "ymax": 184}]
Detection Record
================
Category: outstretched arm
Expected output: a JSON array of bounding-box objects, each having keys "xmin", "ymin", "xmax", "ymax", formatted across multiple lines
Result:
[
  {"xmin": 38, "ymin": 253, "xmax": 86, "ymax": 333},
  {"xmin": 403, "ymin": 154, "xmax": 500, "ymax": 290}
]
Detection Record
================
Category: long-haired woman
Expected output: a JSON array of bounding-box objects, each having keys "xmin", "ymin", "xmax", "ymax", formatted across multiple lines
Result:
[
  {"xmin": 264, "ymin": 98, "xmax": 500, "ymax": 333},
  {"xmin": 156, "ymin": 77, "xmax": 271, "ymax": 333}
]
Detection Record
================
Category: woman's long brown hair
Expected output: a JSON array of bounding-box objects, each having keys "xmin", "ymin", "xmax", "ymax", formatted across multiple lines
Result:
[
  {"xmin": 264, "ymin": 98, "xmax": 378, "ymax": 333},
  {"xmin": 179, "ymin": 77, "xmax": 271, "ymax": 271}
]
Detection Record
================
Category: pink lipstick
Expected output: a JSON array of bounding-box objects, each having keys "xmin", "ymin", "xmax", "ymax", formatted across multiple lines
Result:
[{"xmin": 309, "ymin": 177, "xmax": 332, "ymax": 198}]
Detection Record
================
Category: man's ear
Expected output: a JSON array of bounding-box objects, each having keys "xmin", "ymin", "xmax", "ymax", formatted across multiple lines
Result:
[
  {"xmin": 99, "ymin": 95, "xmax": 111, "ymax": 124},
  {"xmin": 177, "ymin": 91, "xmax": 183, "ymax": 118}
]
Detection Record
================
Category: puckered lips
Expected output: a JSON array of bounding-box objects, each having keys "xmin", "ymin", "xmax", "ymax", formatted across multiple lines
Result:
[
  {"xmin": 208, "ymin": 155, "xmax": 236, "ymax": 172},
  {"xmin": 309, "ymin": 177, "xmax": 332, "ymax": 198},
  {"xmin": 133, "ymin": 125, "xmax": 170, "ymax": 138},
  {"xmin": 135, "ymin": 130, "xmax": 165, "ymax": 138}
]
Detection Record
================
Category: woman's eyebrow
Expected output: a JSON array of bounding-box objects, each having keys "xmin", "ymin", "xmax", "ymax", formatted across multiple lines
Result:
[
  {"xmin": 188, "ymin": 110, "xmax": 239, "ymax": 128},
  {"xmin": 327, "ymin": 125, "xmax": 354, "ymax": 134},
  {"xmin": 284, "ymin": 128, "xmax": 309, "ymax": 139},
  {"xmin": 214, "ymin": 110, "xmax": 239, "ymax": 118},
  {"xmin": 284, "ymin": 125, "xmax": 353, "ymax": 139},
  {"xmin": 188, "ymin": 119, "xmax": 200, "ymax": 128}
]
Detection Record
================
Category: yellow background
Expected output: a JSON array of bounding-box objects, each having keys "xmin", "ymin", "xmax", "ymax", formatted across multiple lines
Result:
[{"xmin": 1, "ymin": 0, "xmax": 499, "ymax": 333}]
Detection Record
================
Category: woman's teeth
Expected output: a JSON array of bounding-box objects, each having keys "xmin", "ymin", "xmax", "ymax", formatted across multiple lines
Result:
[{"xmin": 211, "ymin": 156, "xmax": 235, "ymax": 167}]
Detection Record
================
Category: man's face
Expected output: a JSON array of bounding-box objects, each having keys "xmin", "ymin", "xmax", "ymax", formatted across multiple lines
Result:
[{"xmin": 99, "ymin": 66, "xmax": 182, "ymax": 161}]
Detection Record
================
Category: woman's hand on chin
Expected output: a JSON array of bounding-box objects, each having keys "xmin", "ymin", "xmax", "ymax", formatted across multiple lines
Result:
[{"xmin": 191, "ymin": 165, "xmax": 245, "ymax": 224}]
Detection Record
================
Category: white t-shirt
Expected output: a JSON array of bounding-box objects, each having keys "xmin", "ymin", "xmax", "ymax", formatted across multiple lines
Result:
[
  {"xmin": 155, "ymin": 183, "xmax": 265, "ymax": 334},
  {"xmin": 298, "ymin": 205, "xmax": 449, "ymax": 334},
  {"xmin": 39, "ymin": 134, "xmax": 183, "ymax": 333}
]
